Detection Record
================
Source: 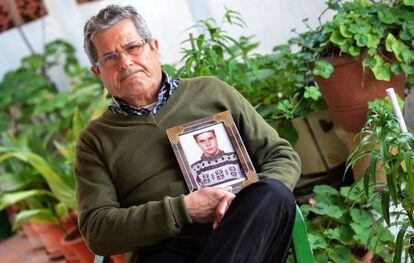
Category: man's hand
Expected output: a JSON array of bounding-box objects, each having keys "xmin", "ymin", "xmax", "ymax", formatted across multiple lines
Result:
[
  {"xmin": 213, "ymin": 193, "xmax": 234, "ymax": 229},
  {"xmin": 184, "ymin": 187, "xmax": 235, "ymax": 225}
]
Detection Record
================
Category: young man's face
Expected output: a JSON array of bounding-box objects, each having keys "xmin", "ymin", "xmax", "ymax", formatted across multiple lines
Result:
[{"xmin": 195, "ymin": 131, "xmax": 219, "ymax": 157}]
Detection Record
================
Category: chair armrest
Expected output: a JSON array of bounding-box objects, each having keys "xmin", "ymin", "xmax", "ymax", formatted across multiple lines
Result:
[{"xmin": 292, "ymin": 205, "xmax": 314, "ymax": 263}]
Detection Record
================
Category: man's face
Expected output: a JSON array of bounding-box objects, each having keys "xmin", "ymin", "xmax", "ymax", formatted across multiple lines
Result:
[
  {"xmin": 195, "ymin": 131, "xmax": 219, "ymax": 157},
  {"xmin": 90, "ymin": 19, "xmax": 162, "ymax": 107}
]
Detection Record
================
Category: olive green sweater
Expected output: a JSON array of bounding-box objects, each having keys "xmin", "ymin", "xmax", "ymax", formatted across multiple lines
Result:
[{"xmin": 74, "ymin": 76, "xmax": 301, "ymax": 258}]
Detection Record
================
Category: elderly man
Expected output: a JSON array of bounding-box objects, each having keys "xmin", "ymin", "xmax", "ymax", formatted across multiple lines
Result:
[
  {"xmin": 75, "ymin": 4, "xmax": 301, "ymax": 263},
  {"xmin": 191, "ymin": 130, "xmax": 244, "ymax": 187}
]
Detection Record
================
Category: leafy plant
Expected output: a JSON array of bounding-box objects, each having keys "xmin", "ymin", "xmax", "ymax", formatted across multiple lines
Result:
[
  {"xmin": 347, "ymin": 97, "xmax": 414, "ymax": 262},
  {"xmin": 165, "ymin": 8, "xmax": 326, "ymax": 144},
  {"xmin": 0, "ymin": 39, "xmax": 109, "ymax": 229},
  {"xmin": 300, "ymin": 184, "xmax": 394, "ymax": 262},
  {"xmin": 312, "ymin": 0, "xmax": 414, "ymax": 86}
]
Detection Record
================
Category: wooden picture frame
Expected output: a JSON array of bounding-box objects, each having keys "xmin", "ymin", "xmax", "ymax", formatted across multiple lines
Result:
[{"xmin": 166, "ymin": 111, "xmax": 258, "ymax": 193}]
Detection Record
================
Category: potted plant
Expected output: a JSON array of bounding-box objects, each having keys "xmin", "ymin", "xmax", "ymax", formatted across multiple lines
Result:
[
  {"xmin": 347, "ymin": 97, "xmax": 414, "ymax": 262},
  {"xmin": 300, "ymin": 183, "xmax": 395, "ymax": 262},
  {"xmin": 0, "ymin": 39, "xmax": 108, "ymax": 260},
  {"xmin": 166, "ymin": 9, "xmax": 351, "ymax": 195},
  {"xmin": 310, "ymin": 0, "xmax": 414, "ymax": 132}
]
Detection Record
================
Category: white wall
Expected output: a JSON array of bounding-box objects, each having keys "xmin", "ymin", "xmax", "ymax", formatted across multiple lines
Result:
[{"xmin": 0, "ymin": 0, "xmax": 331, "ymax": 86}]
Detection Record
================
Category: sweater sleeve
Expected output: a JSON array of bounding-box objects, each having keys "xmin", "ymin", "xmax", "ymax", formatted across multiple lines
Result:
[
  {"xmin": 74, "ymin": 132, "xmax": 192, "ymax": 256},
  {"xmin": 218, "ymin": 79, "xmax": 301, "ymax": 190}
]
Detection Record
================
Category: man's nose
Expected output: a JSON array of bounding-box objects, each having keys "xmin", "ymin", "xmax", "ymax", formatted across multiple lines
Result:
[{"xmin": 118, "ymin": 51, "xmax": 133, "ymax": 70}]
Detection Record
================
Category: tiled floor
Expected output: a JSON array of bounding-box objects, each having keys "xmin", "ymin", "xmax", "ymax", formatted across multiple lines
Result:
[{"xmin": 0, "ymin": 232, "xmax": 66, "ymax": 263}]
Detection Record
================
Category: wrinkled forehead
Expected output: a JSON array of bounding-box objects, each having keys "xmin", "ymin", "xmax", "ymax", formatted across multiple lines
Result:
[{"xmin": 92, "ymin": 19, "xmax": 142, "ymax": 56}]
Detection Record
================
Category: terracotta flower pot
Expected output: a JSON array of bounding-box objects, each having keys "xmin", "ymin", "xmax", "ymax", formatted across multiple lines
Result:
[
  {"xmin": 30, "ymin": 221, "xmax": 64, "ymax": 260},
  {"xmin": 61, "ymin": 227, "xmax": 94, "ymax": 263},
  {"xmin": 314, "ymin": 54, "xmax": 405, "ymax": 133},
  {"xmin": 58, "ymin": 212, "xmax": 80, "ymax": 262},
  {"xmin": 111, "ymin": 253, "xmax": 126, "ymax": 263},
  {"xmin": 21, "ymin": 221, "xmax": 44, "ymax": 250},
  {"xmin": 60, "ymin": 211, "xmax": 78, "ymax": 233}
]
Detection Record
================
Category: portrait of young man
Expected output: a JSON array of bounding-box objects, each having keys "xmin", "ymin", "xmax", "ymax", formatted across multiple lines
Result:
[
  {"xmin": 191, "ymin": 129, "xmax": 244, "ymax": 187},
  {"xmin": 75, "ymin": 4, "xmax": 301, "ymax": 263}
]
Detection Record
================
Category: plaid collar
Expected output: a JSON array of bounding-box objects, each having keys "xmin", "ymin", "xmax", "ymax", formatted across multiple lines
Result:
[{"xmin": 109, "ymin": 71, "xmax": 179, "ymax": 116}]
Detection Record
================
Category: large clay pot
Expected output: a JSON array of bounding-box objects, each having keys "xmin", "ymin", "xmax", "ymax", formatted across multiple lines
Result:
[
  {"xmin": 30, "ymin": 221, "xmax": 64, "ymax": 260},
  {"xmin": 111, "ymin": 253, "xmax": 126, "ymax": 263},
  {"xmin": 59, "ymin": 212, "xmax": 80, "ymax": 262},
  {"xmin": 60, "ymin": 212, "xmax": 78, "ymax": 233},
  {"xmin": 314, "ymin": 54, "xmax": 405, "ymax": 133},
  {"xmin": 61, "ymin": 227, "xmax": 94, "ymax": 263},
  {"xmin": 21, "ymin": 221, "xmax": 44, "ymax": 250}
]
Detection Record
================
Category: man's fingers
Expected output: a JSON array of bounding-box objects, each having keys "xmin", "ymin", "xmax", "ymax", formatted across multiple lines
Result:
[
  {"xmin": 213, "ymin": 194, "xmax": 235, "ymax": 229},
  {"xmin": 223, "ymin": 186, "xmax": 232, "ymax": 192},
  {"xmin": 213, "ymin": 217, "xmax": 219, "ymax": 230}
]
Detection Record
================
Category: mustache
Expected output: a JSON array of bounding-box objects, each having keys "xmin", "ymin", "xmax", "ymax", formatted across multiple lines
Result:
[{"xmin": 119, "ymin": 66, "xmax": 144, "ymax": 81}]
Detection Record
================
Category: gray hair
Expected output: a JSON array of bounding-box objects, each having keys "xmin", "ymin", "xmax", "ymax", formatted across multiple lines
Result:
[{"xmin": 83, "ymin": 5, "xmax": 153, "ymax": 65}]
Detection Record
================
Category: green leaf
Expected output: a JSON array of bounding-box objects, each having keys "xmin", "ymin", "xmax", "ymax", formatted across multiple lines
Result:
[
  {"xmin": 385, "ymin": 33, "xmax": 413, "ymax": 63},
  {"xmin": 12, "ymin": 209, "xmax": 59, "ymax": 230},
  {"xmin": 371, "ymin": 55, "xmax": 391, "ymax": 81},
  {"xmin": 404, "ymin": 0, "xmax": 414, "ymax": 6},
  {"xmin": 0, "ymin": 189, "xmax": 55, "ymax": 210},
  {"xmin": 351, "ymin": 223, "xmax": 370, "ymax": 244},
  {"xmin": 355, "ymin": 34, "xmax": 368, "ymax": 47},
  {"xmin": 349, "ymin": 208, "xmax": 374, "ymax": 228},
  {"xmin": 330, "ymin": 31, "xmax": 349, "ymax": 45},
  {"xmin": 339, "ymin": 24, "xmax": 352, "ymax": 38},
  {"xmin": 328, "ymin": 245, "xmax": 353, "ymax": 263},
  {"xmin": 161, "ymin": 64, "xmax": 177, "ymax": 78},
  {"xmin": 0, "ymin": 152, "xmax": 76, "ymax": 210},
  {"xmin": 377, "ymin": 10, "xmax": 397, "ymax": 24},
  {"xmin": 381, "ymin": 191, "xmax": 391, "ymax": 226},
  {"xmin": 324, "ymin": 225, "xmax": 353, "ymax": 245},
  {"xmin": 310, "ymin": 203, "xmax": 344, "ymax": 219},
  {"xmin": 55, "ymin": 202, "xmax": 69, "ymax": 217},
  {"xmin": 366, "ymin": 34, "xmax": 381, "ymax": 49},
  {"xmin": 367, "ymin": 49, "xmax": 376, "ymax": 56},
  {"xmin": 276, "ymin": 100, "xmax": 294, "ymax": 119},
  {"xmin": 385, "ymin": 34, "xmax": 397, "ymax": 53},
  {"xmin": 304, "ymin": 86, "xmax": 321, "ymax": 101},
  {"xmin": 348, "ymin": 46, "xmax": 360, "ymax": 57},
  {"xmin": 394, "ymin": 223, "xmax": 409, "ymax": 263},
  {"xmin": 390, "ymin": 63, "xmax": 402, "ymax": 75},
  {"xmin": 313, "ymin": 60, "xmax": 334, "ymax": 79},
  {"xmin": 339, "ymin": 186, "xmax": 360, "ymax": 203},
  {"xmin": 308, "ymin": 232, "xmax": 328, "ymax": 249},
  {"xmin": 314, "ymin": 184, "xmax": 339, "ymax": 197}
]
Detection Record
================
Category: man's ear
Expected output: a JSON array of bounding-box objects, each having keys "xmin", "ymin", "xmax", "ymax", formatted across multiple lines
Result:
[
  {"xmin": 91, "ymin": 65, "xmax": 101, "ymax": 77},
  {"xmin": 149, "ymin": 39, "xmax": 159, "ymax": 52}
]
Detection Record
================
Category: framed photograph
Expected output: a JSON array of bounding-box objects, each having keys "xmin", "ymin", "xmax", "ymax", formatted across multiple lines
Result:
[{"xmin": 166, "ymin": 111, "xmax": 259, "ymax": 194}]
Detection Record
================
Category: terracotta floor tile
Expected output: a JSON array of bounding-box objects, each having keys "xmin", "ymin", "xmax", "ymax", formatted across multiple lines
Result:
[{"xmin": 0, "ymin": 232, "xmax": 66, "ymax": 263}]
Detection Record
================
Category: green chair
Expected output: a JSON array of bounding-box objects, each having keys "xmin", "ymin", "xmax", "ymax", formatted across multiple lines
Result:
[
  {"xmin": 292, "ymin": 205, "xmax": 314, "ymax": 263},
  {"xmin": 94, "ymin": 205, "xmax": 314, "ymax": 263}
]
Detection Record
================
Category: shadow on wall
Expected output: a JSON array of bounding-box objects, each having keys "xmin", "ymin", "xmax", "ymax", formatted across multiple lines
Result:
[{"xmin": 404, "ymin": 89, "xmax": 414, "ymax": 131}]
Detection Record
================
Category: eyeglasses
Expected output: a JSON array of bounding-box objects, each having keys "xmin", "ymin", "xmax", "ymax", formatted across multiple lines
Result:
[{"xmin": 95, "ymin": 39, "xmax": 151, "ymax": 69}]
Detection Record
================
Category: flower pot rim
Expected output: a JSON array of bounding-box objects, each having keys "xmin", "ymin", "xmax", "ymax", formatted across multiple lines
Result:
[
  {"xmin": 317, "ymin": 54, "xmax": 361, "ymax": 67},
  {"xmin": 61, "ymin": 227, "xmax": 83, "ymax": 245}
]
